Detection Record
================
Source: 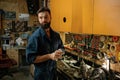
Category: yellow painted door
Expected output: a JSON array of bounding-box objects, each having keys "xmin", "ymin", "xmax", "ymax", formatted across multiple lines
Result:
[
  {"xmin": 50, "ymin": 0, "xmax": 93, "ymax": 33},
  {"xmin": 93, "ymin": 0, "xmax": 120, "ymax": 36},
  {"xmin": 81, "ymin": 0, "xmax": 94, "ymax": 34},
  {"xmin": 59, "ymin": 0, "xmax": 72, "ymax": 32},
  {"xmin": 50, "ymin": 0, "xmax": 72, "ymax": 32},
  {"xmin": 50, "ymin": 0, "xmax": 60, "ymax": 31},
  {"xmin": 71, "ymin": 0, "xmax": 82, "ymax": 33}
]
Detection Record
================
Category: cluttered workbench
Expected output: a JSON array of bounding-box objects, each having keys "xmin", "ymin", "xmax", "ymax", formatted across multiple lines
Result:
[{"xmin": 57, "ymin": 48, "xmax": 120, "ymax": 80}]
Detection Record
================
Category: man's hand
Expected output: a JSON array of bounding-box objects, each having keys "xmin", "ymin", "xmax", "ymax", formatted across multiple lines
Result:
[{"xmin": 49, "ymin": 49, "xmax": 64, "ymax": 60}]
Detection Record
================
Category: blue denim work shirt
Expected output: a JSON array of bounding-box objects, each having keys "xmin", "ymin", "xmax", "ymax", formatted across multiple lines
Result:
[{"xmin": 26, "ymin": 27, "xmax": 64, "ymax": 80}]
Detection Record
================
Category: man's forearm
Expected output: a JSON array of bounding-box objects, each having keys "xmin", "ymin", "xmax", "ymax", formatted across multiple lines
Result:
[
  {"xmin": 34, "ymin": 49, "xmax": 64, "ymax": 63},
  {"xmin": 34, "ymin": 54, "xmax": 51, "ymax": 63}
]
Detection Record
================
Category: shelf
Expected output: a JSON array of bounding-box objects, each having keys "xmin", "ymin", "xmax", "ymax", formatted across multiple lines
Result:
[
  {"xmin": 65, "ymin": 49, "xmax": 120, "ymax": 73},
  {"xmin": 65, "ymin": 49, "xmax": 104, "ymax": 66},
  {"xmin": 110, "ymin": 63, "xmax": 120, "ymax": 73}
]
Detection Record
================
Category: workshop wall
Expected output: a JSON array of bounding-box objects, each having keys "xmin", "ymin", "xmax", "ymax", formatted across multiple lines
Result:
[
  {"xmin": 0, "ymin": 0, "xmax": 39, "ymax": 28},
  {"xmin": 0, "ymin": 0, "xmax": 43, "ymax": 48},
  {"xmin": 64, "ymin": 33, "xmax": 120, "ymax": 72},
  {"xmin": 65, "ymin": 33, "xmax": 120, "ymax": 62}
]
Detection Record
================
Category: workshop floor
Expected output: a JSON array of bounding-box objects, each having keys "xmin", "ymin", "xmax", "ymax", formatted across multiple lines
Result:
[
  {"xmin": 13, "ymin": 72, "xmax": 33, "ymax": 80},
  {"xmin": 0, "ymin": 66, "xmax": 34, "ymax": 80},
  {"xmin": 1, "ymin": 72, "xmax": 33, "ymax": 80}
]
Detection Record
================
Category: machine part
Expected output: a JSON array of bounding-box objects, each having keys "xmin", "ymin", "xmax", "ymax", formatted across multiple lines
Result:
[
  {"xmin": 99, "ymin": 42, "xmax": 104, "ymax": 49},
  {"xmin": 109, "ymin": 56, "xmax": 116, "ymax": 63},
  {"xmin": 100, "ymin": 35, "xmax": 106, "ymax": 42},
  {"xmin": 73, "ymin": 71, "xmax": 81, "ymax": 78},
  {"xmin": 112, "ymin": 36, "xmax": 119, "ymax": 42},
  {"xmin": 108, "ymin": 36, "xmax": 113, "ymax": 42},
  {"xmin": 110, "ymin": 43, "xmax": 116, "ymax": 52},
  {"xmin": 79, "ymin": 60, "xmax": 88, "ymax": 78},
  {"xmin": 90, "ymin": 67, "xmax": 116, "ymax": 80},
  {"xmin": 69, "ymin": 59, "xmax": 77, "ymax": 64},
  {"xmin": 61, "ymin": 60, "xmax": 71, "ymax": 69},
  {"xmin": 97, "ymin": 52, "xmax": 105, "ymax": 60},
  {"xmin": 87, "ymin": 53, "xmax": 93, "ymax": 59},
  {"xmin": 90, "ymin": 68, "xmax": 107, "ymax": 80},
  {"xmin": 105, "ymin": 43, "xmax": 111, "ymax": 50},
  {"xmin": 87, "ymin": 67, "xmax": 94, "ymax": 78}
]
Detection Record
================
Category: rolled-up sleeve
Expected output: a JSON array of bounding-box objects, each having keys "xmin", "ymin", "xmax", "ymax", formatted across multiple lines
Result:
[{"xmin": 26, "ymin": 36, "xmax": 38, "ymax": 64}]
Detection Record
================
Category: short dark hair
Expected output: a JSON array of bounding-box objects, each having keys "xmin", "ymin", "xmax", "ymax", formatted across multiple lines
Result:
[{"xmin": 37, "ymin": 7, "xmax": 51, "ymax": 15}]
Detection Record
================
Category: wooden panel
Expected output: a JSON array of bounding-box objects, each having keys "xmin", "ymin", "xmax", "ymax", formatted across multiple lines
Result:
[
  {"xmin": 82, "ymin": 0, "xmax": 94, "ymax": 34},
  {"xmin": 50, "ymin": 0, "xmax": 72, "ymax": 32},
  {"xmin": 59, "ymin": 0, "xmax": 72, "ymax": 32},
  {"xmin": 72, "ymin": 0, "xmax": 82, "ymax": 33},
  {"xmin": 50, "ymin": 0, "xmax": 93, "ymax": 33},
  {"xmin": 93, "ymin": 0, "xmax": 120, "ymax": 36},
  {"xmin": 50, "ymin": 0, "xmax": 60, "ymax": 31}
]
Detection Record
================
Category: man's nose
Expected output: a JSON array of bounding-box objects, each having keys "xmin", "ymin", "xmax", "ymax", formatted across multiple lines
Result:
[{"xmin": 42, "ymin": 18, "xmax": 47, "ymax": 22}]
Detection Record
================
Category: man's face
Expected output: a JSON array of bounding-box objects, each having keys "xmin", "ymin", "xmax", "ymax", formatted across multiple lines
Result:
[{"xmin": 38, "ymin": 11, "xmax": 51, "ymax": 29}]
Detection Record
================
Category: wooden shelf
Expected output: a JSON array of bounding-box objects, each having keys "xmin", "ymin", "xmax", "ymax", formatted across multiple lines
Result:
[
  {"xmin": 110, "ymin": 63, "xmax": 120, "ymax": 73},
  {"xmin": 65, "ymin": 49, "xmax": 104, "ymax": 66}
]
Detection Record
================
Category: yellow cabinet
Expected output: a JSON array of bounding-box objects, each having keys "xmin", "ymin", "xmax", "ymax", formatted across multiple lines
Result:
[
  {"xmin": 50, "ymin": 0, "xmax": 82, "ymax": 33},
  {"xmin": 72, "ymin": 0, "xmax": 82, "ymax": 33},
  {"xmin": 81, "ymin": 0, "xmax": 94, "ymax": 34},
  {"xmin": 93, "ymin": 0, "xmax": 120, "ymax": 36},
  {"xmin": 50, "ymin": 0, "xmax": 93, "ymax": 34},
  {"xmin": 50, "ymin": 0, "xmax": 60, "ymax": 31},
  {"xmin": 59, "ymin": 0, "xmax": 72, "ymax": 32},
  {"xmin": 50, "ymin": 0, "xmax": 72, "ymax": 32}
]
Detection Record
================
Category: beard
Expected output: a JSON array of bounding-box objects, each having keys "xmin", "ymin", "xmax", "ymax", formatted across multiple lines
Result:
[{"xmin": 40, "ymin": 22, "xmax": 51, "ymax": 29}]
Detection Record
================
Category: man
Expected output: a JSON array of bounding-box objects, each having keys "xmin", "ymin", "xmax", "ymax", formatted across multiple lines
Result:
[{"xmin": 26, "ymin": 7, "xmax": 65, "ymax": 80}]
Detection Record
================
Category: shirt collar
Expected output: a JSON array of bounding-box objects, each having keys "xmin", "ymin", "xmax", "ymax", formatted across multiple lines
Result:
[{"xmin": 39, "ymin": 26, "xmax": 54, "ymax": 38}]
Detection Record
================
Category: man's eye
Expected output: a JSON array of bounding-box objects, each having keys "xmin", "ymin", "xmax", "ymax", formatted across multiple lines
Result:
[
  {"xmin": 39, "ymin": 17, "xmax": 42, "ymax": 19},
  {"xmin": 45, "ymin": 17, "xmax": 49, "ymax": 19}
]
